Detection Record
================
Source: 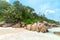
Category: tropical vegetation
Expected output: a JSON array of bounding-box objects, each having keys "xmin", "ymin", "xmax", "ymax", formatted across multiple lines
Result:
[{"xmin": 0, "ymin": 0, "xmax": 59, "ymax": 24}]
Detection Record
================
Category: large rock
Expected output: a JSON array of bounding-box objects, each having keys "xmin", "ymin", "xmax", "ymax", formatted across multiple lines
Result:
[
  {"xmin": 35, "ymin": 22, "xmax": 41, "ymax": 32},
  {"xmin": 31, "ymin": 23, "xmax": 37, "ymax": 31},
  {"xmin": 26, "ymin": 24, "xmax": 32, "ymax": 30},
  {"xmin": 0, "ymin": 21, "xmax": 5, "ymax": 27},
  {"xmin": 51, "ymin": 24, "xmax": 57, "ymax": 27},
  {"xmin": 54, "ymin": 32, "xmax": 60, "ymax": 35},
  {"xmin": 47, "ymin": 23, "xmax": 57, "ymax": 28},
  {"xmin": 2, "ymin": 23, "xmax": 13, "ymax": 27},
  {"xmin": 36, "ymin": 23, "xmax": 47, "ymax": 32},
  {"xmin": 25, "ymin": 22, "xmax": 48, "ymax": 33},
  {"xmin": 39, "ymin": 24, "xmax": 48, "ymax": 33},
  {"xmin": 12, "ymin": 23, "xmax": 20, "ymax": 28}
]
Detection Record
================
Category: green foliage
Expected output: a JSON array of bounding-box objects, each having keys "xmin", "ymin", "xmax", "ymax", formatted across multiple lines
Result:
[
  {"xmin": 22, "ymin": 19, "xmax": 35, "ymax": 24},
  {"xmin": 0, "ymin": 0, "xmax": 10, "ymax": 22},
  {"xmin": 0, "ymin": 0, "xmax": 10, "ymax": 10},
  {"xmin": 0, "ymin": 0, "xmax": 59, "ymax": 24},
  {"xmin": 0, "ymin": 16, "xmax": 4, "ymax": 22}
]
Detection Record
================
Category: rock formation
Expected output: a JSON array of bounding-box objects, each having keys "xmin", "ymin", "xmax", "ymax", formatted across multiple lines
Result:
[
  {"xmin": 24, "ymin": 22, "xmax": 48, "ymax": 33},
  {"xmin": 12, "ymin": 23, "xmax": 20, "ymax": 28}
]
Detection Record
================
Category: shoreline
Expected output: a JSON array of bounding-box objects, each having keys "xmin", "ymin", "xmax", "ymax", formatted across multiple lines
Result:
[
  {"xmin": 0, "ymin": 27, "xmax": 60, "ymax": 36},
  {"xmin": 0, "ymin": 27, "xmax": 60, "ymax": 40}
]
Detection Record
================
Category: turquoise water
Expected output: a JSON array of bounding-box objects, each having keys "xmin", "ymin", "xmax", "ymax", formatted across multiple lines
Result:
[{"xmin": 48, "ymin": 27, "xmax": 60, "ymax": 33}]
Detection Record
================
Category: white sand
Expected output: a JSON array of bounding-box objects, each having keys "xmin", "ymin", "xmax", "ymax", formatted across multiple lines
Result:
[{"xmin": 0, "ymin": 27, "xmax": 60, "ymax": 40}]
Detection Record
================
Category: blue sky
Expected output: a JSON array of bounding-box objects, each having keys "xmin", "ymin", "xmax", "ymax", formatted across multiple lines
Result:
[{"xmin": 6, "ymin": 0, "xmax": 60, "ymax": 21}]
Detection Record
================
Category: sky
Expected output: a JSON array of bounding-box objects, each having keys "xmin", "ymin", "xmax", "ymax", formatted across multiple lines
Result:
[{"xmin": 5, "ymin": 0, "xmax": 60, "ymax": 21}]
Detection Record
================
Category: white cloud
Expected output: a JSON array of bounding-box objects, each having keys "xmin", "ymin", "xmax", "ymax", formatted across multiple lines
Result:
[
  {"xmin": 39, "ymin": 4, "xmax": 50, "ymax": 14},
  {"xmin": 6, "ymin": 0, "xmax": 10, "ymax": 2},
  {"xmin": 55, "ymin": 9, "xmax": 60, "ymax": 12},
  {"xmin": 45, "ymin": 10, "xmax": 55, "ymax": 14},
  {"xmin": 39, "ymin": 3, "xmax": 56, "ymax": 14}
]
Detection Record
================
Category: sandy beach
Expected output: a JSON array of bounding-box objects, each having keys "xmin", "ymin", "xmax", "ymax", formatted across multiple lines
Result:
[
  {"xmin": 0, "ymin": 27, "xmax": 25, "ymax": 35},
  {"xmin": 0, "ymin": 27, "xmax": 60, "ymax": 40}
]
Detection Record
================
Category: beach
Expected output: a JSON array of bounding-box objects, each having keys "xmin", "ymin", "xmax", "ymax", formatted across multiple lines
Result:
[
  {"xmin": 48, "ymin": 27, "xmax": 60, "ymax": 35},
  {"xmin": 0, "ymin": 27, "xmax": 60, "ymax": 40}
]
